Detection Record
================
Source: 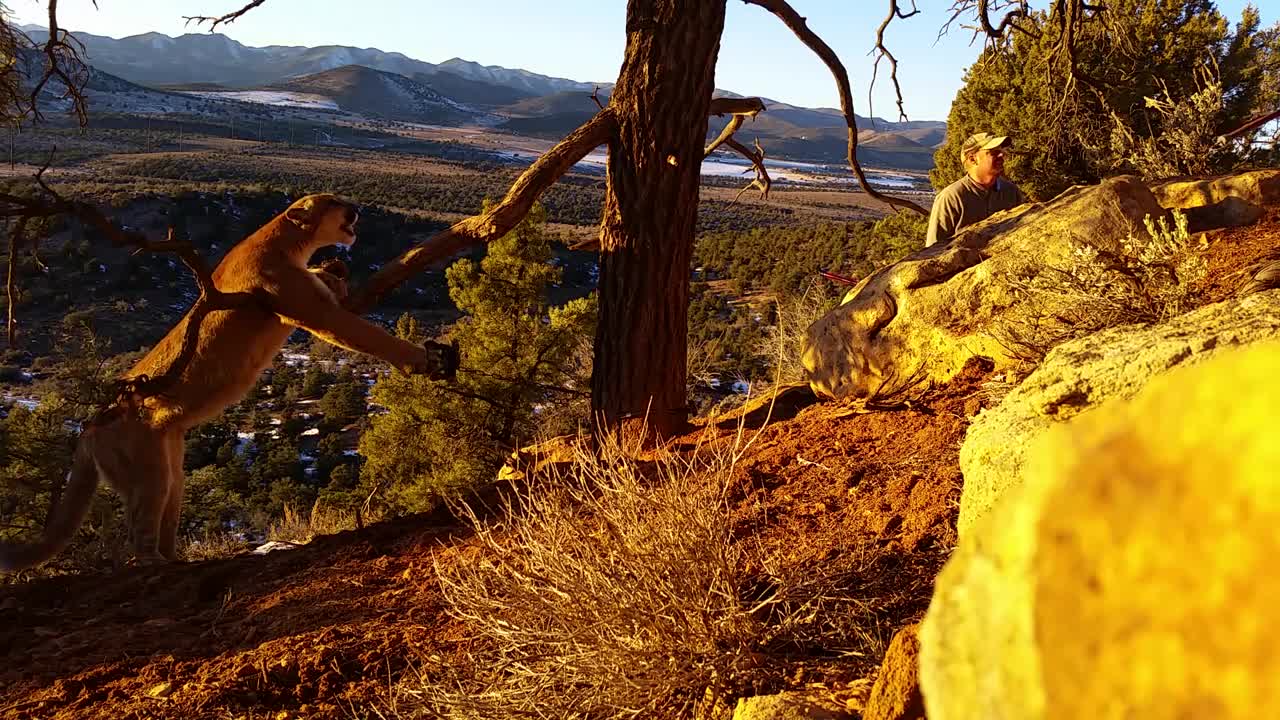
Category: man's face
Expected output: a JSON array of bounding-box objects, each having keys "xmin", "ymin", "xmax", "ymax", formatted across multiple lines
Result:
[{"xmin": 974, "ymin": 146, "xmax": 1006, "ymax": 178}]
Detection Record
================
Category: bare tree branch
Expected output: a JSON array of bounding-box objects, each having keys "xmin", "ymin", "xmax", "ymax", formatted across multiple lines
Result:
[
  {"xmin": 704, "ymin": 97, "xmax": 765, "ymax": 156},
  {"xmin": 590, "ymin": 85, "xmax": 606, "ymax": 111},
  {"xmin": 708, "ymin": 97, "xmax": 768, "ymax": 116},
  {"xmin": 868, "ymin": 0, "xmax": 920, "ymax": 124},
  {"xmin": 725, "ymin": 137, "xmax": 772, "ymax": 202},
  {"xmin": 6, "ymin": 217, "xmax": 26, "ymax": 346},
  {"xmin": 741, "ymin": 0, "xmax": 928, "ymax": 215},
  {"xmin": 345, "ymin": 107, "xmax": 618, "ymax": 313},
  {"xmin": 184, "ymin": 0, "xmax": 270, "ymax": 30},
  {"xmin": 939, "ymin": 0, "xmax": 1039, "ymax": 44},
  {"xmin": 23, "ymin": 0, "xmax": 91, "ymax": 126},
  {"xmin": 704, "ymin": 113, "xmax": 746, "ymax": 158},
  {"xmin": 0, "ymin": 158, "xmax": 261, "ymax": 402}
]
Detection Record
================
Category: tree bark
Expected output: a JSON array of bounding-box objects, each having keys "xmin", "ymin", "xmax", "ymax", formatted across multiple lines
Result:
[{"xmin": 592, "ymin": 0, "xmax": 727, "ymax": 442}]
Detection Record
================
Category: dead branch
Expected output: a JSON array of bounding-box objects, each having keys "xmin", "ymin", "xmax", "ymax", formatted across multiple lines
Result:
[
  {"xmin": 742, "ymin": 0, "xmax": 928, "ymax": 215},
  {"xmin": 345, "ymin": 107, "xmax": 618, "ymax": 313},
  {"xmin": 1221, "ymin": 108, "xmax": 1280, "ymax": 141},
  {"xmin": 5, "ymin": 217, "xmax": 25, "ymax": 346},
  {"xmin": 590, "ymin": 86, "xmax": 606, "ymax": 111},
  {"xmin": 0, "ymin": 157, "xmax": 260, "ymax": 401},
  {"xmin": 939, "ymin": 0, "xmax": 1038, "ymax": 44},
  {"xmin": 24, "ymin": 0, "xmax": 91, "ymax": 126},
  {"xmin": 726, "ymin": 137, "xmax": 772, "ymax": 202},
  {"xmin": 704, "ymin": 97, "xmax": 765, "ymax": 156},
  {"xmin": 868, "ymin": 0, "xmax": 920, "ymax": 124},
  {"xmin": 183, "ymin": 0, "xmax": 269, "ymax": 30},
  {"xmin": 708, "ymin": 97, "xmax": 767, "ymax": 116},
  {"xmin": 704, "ymin": 114, "xmax": 745, "ymax": 157}
]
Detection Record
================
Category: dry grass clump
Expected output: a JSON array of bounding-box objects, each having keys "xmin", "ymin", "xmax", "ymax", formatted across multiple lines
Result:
[
  {"xmin": 267, "ymin": 499, "xmax": 376, "ymax": 544},
  {"xmin": 997, "ymin": 208, "xmax": 1206, "ymax": 365},
  {"xmin": 756, "ymin": 279, "xmax": 840, "ymax": 384},
  {"xmin": 399, "ymin": 424, "xmax": 911, "ymax": 719},
  {"xmin": 180, "ymin": 530, "xmax": 252, "ymax": 562},
  {"xmin": 412, "ymin": 435, "xmax": 756, "ymax": 718}
]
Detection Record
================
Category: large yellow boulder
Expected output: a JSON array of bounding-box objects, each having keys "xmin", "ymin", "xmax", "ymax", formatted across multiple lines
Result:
[
  {"xmin": 801, "ymin": 176, "xmax": 1163, "ymax": 400},
  {"xmin": 920, "ymin": 337, "xmax": 1280, "ymax": 720},
  {"xmin": 957, "ymin": 290, "xmax": 1280, "ymax": 539}
]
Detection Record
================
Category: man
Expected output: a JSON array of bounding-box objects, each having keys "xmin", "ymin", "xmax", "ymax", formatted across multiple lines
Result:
[{"xmin": 925, "ymin": 132, "xmax": 1027, "ymax": 247}]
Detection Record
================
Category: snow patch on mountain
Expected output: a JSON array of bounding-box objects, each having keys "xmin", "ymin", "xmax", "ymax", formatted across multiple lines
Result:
[{"xmin": 186, "ymin": 90, "xmax": 340, "ymax": 110}]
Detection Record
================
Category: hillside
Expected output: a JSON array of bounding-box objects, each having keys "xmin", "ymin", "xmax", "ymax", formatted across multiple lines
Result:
[
  {"xmin": 21, "ymin": 25, "xmax": 947, "ymax": 169},
  {"xmin": 499, "ymin": 90, "xmax": 608, "ymax": 117},
  {"xmin": 411, "ymin": 69, "xmax": 535, "ymax": 107},
  {"xmin": 265, "ymin": 65, "xmax": 484, "ymax": 124},
  {"xmin": 21, "ymin": 27, "xmax": 599, "ymax": 97},
  {"xmin": 496, "ymin": 93, "xmax": 942, "ymax": 167}
]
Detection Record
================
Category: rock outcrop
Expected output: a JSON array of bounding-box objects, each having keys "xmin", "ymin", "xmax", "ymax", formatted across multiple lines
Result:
[
  {"xmin": 920, "ymin": 336, "xmax": 1280, "ymax": 720},
  {"xmin": 803, "ymin": 169, "xmax": 1280, "ymax": 401},
  {"xmin": 1152, "ymin": 169, "xmax": 1280, "ymax": 230},
  {"xmin": 957, "ymin": 290, "xmax": 1280, "ymax": 538},
  {"xmin": 802, "ymin": 176, "xmax": 1164, "ymax": 400}
]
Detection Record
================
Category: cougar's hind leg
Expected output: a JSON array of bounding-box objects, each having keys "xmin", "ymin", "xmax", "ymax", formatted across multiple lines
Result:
[
  {"xmin": 102, "ymin": 422, "xmax": 171, "ymax": 565},
  {"xmin": 158, "ymin": 431, "xmax": 186, "ymax": 561}
]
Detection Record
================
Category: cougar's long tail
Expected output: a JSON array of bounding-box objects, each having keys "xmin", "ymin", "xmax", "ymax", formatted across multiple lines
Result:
[{"xmin": 0, "ymin": 436, "xmax": 101, "ymax": 572}]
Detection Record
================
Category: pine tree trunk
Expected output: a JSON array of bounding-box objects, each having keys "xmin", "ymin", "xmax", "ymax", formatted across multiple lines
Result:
[{"xmin": 592, "ymin": 0, "xmax": 727, "ymax": 442}]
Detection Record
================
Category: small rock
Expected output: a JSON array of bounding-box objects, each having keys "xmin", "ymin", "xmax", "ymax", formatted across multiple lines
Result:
[
  {"xmin": 146, "ymin": 682, "xmax": 174, "ymax": 699},
  {"xmin": 863, "ymin": 624, "xmax": 926, "ymax": 720},
  {"xmin": 732, "ymin": 691, "xmax": 851, "ymax": 720}
]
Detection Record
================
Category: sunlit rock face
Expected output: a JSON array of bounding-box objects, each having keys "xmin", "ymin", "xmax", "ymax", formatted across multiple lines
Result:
[
  {"xmin": 920, "ymin": 336, "xmax": 1280, "ymax": 720},
  {"xmin": 802, "ymin": 176, "xmax": 1163, "ymax": 401}
]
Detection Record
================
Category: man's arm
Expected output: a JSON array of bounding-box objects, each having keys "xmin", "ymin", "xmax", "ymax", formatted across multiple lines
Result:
[{"xmin": 926, "ymin": 188, "xmax": 961, "ymax": 247}]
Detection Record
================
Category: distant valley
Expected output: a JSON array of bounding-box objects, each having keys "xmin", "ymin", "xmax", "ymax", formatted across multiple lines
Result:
[{"xmin": 22, "ymin": 25, "xmax": 946, "ymax": 170}]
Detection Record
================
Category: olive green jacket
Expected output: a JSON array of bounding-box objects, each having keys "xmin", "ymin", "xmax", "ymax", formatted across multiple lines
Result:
[{"xmin": 925, "ymin": 175, "xmax": 1027, "ymax": 247}]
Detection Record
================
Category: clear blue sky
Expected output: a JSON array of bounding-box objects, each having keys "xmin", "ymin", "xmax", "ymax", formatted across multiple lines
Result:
[{"xmin": 10, "ymin": 0, "xmax": 1276, "ymax": 122}]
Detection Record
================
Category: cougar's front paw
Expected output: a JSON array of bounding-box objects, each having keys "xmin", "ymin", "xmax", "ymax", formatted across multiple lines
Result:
[{"xmin": 412, "ymin": 340, "xmax": 460, "ymax": 380}]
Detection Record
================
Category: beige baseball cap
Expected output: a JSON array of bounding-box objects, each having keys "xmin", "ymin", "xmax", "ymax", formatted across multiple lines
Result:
[{"xmin": 961, "ymin": 132, "xmax": 1012, "ymax": 159}]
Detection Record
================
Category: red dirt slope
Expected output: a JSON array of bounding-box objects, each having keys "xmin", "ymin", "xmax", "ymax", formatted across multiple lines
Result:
[{"xmin": 0, "ymin": 364, "xmax": 992, "ymax": 720}]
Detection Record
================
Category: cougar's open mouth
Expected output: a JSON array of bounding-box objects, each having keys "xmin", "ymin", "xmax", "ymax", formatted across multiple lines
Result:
[{"xmin": 339, "ymin": 211, "xmax": 358, "ymax": 243}]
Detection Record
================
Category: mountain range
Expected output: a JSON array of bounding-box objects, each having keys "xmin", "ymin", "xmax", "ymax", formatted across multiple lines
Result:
[{"xmin": 21, "ymin": 24, "xmax": 946, "ymax": 168}]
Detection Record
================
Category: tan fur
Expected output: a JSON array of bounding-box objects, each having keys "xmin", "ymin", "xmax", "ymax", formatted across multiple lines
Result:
[{"xmin": 1, "ymin": 194, "xmax": 447, "ymax": 571}]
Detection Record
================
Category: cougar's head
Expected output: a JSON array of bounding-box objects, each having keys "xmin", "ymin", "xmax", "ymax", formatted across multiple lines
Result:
[{"xmin": 285, "ymin": 193, "xmax": 359, "ymax": 248}]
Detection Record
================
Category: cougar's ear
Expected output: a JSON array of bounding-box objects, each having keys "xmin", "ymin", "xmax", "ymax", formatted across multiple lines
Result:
[
  {"xmin": 285, "ymin": 206, "xmax": 312, "ymax": 229},
  {"xmin": 285, "ymin": 196, "xmax": 320, "ymax": 229}
]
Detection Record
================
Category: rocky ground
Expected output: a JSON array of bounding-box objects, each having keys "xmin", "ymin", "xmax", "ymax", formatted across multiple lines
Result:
[{"xmin": 1, "ymin": 212, "xmax": 1275, "ymax": 720}]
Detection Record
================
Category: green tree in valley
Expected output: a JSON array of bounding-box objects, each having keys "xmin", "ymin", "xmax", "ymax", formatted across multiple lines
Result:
[
  {"xmin": 0, "ymin": 322, "xmax": 140, "ymax": 575},
  {"xmin": 359, "ymin": 203, "xmax": 596, "ymax": 512},
  {"xmin": 318, "ymin": 369, "xmax": 366, "ymax": 432}
]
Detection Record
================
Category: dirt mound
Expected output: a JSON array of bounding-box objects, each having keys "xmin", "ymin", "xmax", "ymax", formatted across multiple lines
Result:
[
  {"xmin": 0, "ymin": 363, "xmax": 995, "ymax": 719},
  {"xmin": 0, "ymin": 513, "xmax": 466, "ymax": 719},
  {"xmin": 1201, "ymin": 208, "xmax": 1280, "ymax": 304}
]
